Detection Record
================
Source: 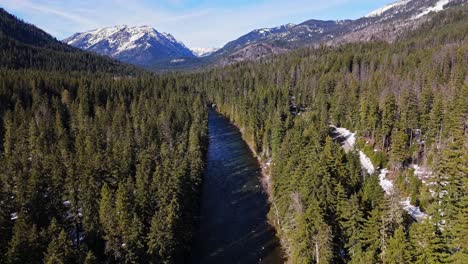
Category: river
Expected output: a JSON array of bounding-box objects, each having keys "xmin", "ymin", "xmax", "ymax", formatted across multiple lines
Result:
[{"xmin": 190, "ymin": 109, "xmax": 284, "ymax": 264}]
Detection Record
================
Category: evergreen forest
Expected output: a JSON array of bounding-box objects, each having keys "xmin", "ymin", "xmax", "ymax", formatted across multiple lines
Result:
[{"xmin": 0, "ymin": 5, "xmax": 467, "ymax": 264}]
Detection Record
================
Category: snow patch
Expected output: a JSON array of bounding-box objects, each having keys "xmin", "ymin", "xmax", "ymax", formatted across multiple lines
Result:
[
  {"xmin": 332, "ymin": 127, "xmax": 429, "ymax": 221},
  {"xmin": 191, "ymin": 47, "xmax": 219, "ymax": 57},
  {"xmin": 330, "ymin": 125, "xmax": 356, "ymax": 152},
  {"xmin": 401, "ymin": 198, "xmax": 428, "ymax": 221},
  {"xmin": 413, "ymin": 0, "xmax": 451, "ymax": 19},
  {"xmin": 10, "ymin": 212, "xmax": 18, "ymax": 220},
  {"xmin": 170, "ymin": 58, "xmax": 185, "ymax": 63},
  {"xmin": 410, "ymin": 164, "xmax": 433, "ymax": 183},
  {"xmin": 378, "ymin": 169, "xmax": 394, "ymax": 195},
  {"xmin": 359, "ymin": 151, "xmax": 375, "ymax": 174}
]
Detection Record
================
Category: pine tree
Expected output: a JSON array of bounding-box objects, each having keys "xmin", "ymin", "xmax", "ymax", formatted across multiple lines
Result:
[
  {"xmin": 123, "ymin": 215, "xmax": 146, "ymax": 264},
  {"xmin": 43, "ymin": 230, "xmax": 77, "ymax": 264},
  {"xmin": 427, "ymin": 94, "xmax": 443, "ymax": 146},
  {"xmin": 6, "ymin": 216, "xmax": 41, "ymax": 264},
  {"xmin": 390, "ymin": 127, "xmax": 409, "ymax": 169},
  {"xmin": 99, "ymin": 184, "xmax": 121, "ymax": 260},
  {"xmin": 340, "ymin": 194, "xmax": 364, "ymax": 260},
  {"xmin": 359, "ymin": 208, "xmax": 381, "ymax": 263},
  {"xmin": 83, "ymin": 251, "xmax": 98, "ymax": 264},
  {"xmin": 147, "ymin": 203, "xmax": 176, "ymax": 264},
  {"xmin": 399, "ymin": 89, "xmax": 419, "ymax": 132},
  {"xmin": 381, "ymin": 93, "xmax": 397, "ymax": 148},
  {"xmin": 386, "ymin": 226, "xmax": 411, "ymax": 264},
  {"xmin": 409, "ymin": 219, "xmax": 449, "ymax": 264},
  {"xmin": 116, "ymin": 179, "xmax": 133, "ymax": 240},
  {"xmin": 438, "ymin": 84, "xmax": 468, "ymax": 262}
]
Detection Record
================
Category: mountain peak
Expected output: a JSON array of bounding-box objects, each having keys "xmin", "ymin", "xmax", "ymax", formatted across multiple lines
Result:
[{"xmin": 64, "ymin": 25, "xmax": 194, "ymax": 66}]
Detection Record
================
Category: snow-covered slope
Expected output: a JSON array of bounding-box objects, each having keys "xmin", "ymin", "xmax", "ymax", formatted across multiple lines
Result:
[
  {"xmin": 366, "ymin": 0, "xmax": 454, "ymax": 20},
  {"xmin": 191, "ymin": 47, "xmax": 219, "ymax": 57},
  {"xmin": 413, "ymin": 0, "xmax": 452, "ymax": 19},
  {"xmin": 366, "ymin": 0, "xmax": 412, "ymax": 17},
  {"xmin": 64, "ymin": 25, "xmax": 195, "ymax": 66},
  {"xmin": 332, "ymin": 0, "xmax": 461, "ymax": 45}
]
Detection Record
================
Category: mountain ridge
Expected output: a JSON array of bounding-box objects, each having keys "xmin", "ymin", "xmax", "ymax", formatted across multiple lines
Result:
[
  {"xmin": 63, "ymin": 0, "xmax": 465, "ymax": 70},
  {"xmin": 214, "ymin": 0, "xmax": 463, "ymax": 64},
  {"xmin": 64, "ymin": 25, "xmax": 195, "ymax": 66}
]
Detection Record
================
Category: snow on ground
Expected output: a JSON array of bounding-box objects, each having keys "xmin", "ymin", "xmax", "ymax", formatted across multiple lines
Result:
[
  {"xmin": 334, "ymin": 127, "xmax": 356, "ymax": 147},
  {"xmin": 413, "ymin": 0, "xmax": 451, "ymax": 19},
  {"xmin": 330, "ymin": 125, "xmax": 356, "ymax": 152},
  {"xmin": 411, "ymin": 164, "xmax": 433, "ymax": 183},
  {"xmin": 379, "ymin": 167, "xmax": 428, "ymax": 221},
  {"xmin": 10, "ymin": 212, "xmax": 18, "ymax": 220},
  {"xmin": 170, "ymin": 58, "xmax": 185, "ymax": 63},
  {"xmin": 378, "ymin": 169, "xmax": 394, "ymax": 195},
  {"xmin": 359, "ymin": 151, "xmax": 375, "ymax": 174},
  {"xmin": 366, "ymin": 0, "xmax": 411, "ymax": 17},
  {"xmin": 332, "ymin": 127, "xmax": 428, "ymax": 221},
  {"xmin": 401, "ymin": 198, "xmax": 428, "ymax": 221},
  {"xmin": 190, "ymin": 47, "xmax": 219, "ymax": 57}
]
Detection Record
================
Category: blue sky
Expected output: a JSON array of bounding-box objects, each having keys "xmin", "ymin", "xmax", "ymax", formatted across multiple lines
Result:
[{"xmin": 0, "ymin": 0, "xmax": 395, "ymax": 48}]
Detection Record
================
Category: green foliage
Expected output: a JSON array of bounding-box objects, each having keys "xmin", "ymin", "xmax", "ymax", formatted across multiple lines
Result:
[
  {"xmin": 0, "ymin": 71, "xmax": 207, "ymax": 263},
  {"xmin": 386, "ymin": 226, "xmax": 411, "ymax": 264},
  {"xmin": 0, "ymin": 4, "xmax": 466, "ymax": 264},
  {"xmin": 43, "ymin": 230, "xmax": 78, "ymax": 264},
  {"xmin": 181, "ymin": 6, "xmax": 467, "ymax": 264}
]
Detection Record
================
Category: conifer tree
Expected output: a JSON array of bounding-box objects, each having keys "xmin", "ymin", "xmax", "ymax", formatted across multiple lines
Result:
[
  {"xmin": 83, "ymin": 251, "xmax": 98, "ymax": 264},
  {"xmin": 381, "ymin": 93, "xmax": 396, "ymax": 148},
  {"xmin": 99, "ymin": 184, "xmax": 120, "ymax": 260},
  {"xmin": 390, "ymin": 127, "xmax": 409, "ymax": 169},
  {"xmin": 6, "ymin": 216, "xmax": 41, "ymax": 264},
  {"xmin": 43, "ymin": 230, "xmax": 77, "ymax": 264},
  {"xmin": 409, "ymin": 219, "xmax": 449, "ymax": 264},
  {"xmin": 386, "ymin": 226, "xmax": 411, "ymax": 264}
]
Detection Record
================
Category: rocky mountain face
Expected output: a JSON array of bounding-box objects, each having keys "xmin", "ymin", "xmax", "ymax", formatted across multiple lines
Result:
[
  {"xmin": 331, "ymin": 0, "xmax": 465, "ymax": 44},
  {"xmin": 64, "ymin": 25, "xmax": 195, "ymax": 66},
  {"xmin": 211, "ymin": 0, "xmax": 464, "ymax": 64},
  {"xmin": 64, "ymin": 0, "xmax": 464, "ymax": 69}
]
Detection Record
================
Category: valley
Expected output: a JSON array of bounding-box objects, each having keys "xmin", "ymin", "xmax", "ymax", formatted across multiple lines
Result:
[{"xmin": 0, "ymin": 1, "xmax": 466, "ymax": 263}]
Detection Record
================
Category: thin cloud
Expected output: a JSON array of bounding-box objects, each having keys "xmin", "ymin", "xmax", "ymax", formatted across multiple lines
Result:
[
  {"xmin": 1, "ymin": 0, "xmax": 98, "ymax": 28},
  {"xmin": 0, "ymin": 0, "xmax": 392, "ymax": 48}
]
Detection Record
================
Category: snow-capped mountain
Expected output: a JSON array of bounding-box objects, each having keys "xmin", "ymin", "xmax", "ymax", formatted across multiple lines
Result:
[
  {"xmin": 211, "ymin": 0, "xmax": 463, "ymax": 65},
  {"xmin": 211, "ymin": 20, "xmax": 350, "ymax": 63},
  {"xmin": 332, "ymin": 0, "xmax": 462, "ymax": 44},
  {"xmin": 191, "ymin": 47, "xmax": 219, "ymax": 57},
  {"xmin": 64, "ymin": 25, "xmax": 195, "ymax": 66},
  {"xmin": 63, "ymin": 0, "xmax": 464, "ymax": 69},
  {"xmin": 366, "ymin": 0, "xmax": 454, "ymax": 19}
]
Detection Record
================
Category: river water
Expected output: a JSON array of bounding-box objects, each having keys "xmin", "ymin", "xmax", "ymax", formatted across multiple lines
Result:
[{"xmin": 191, "ymin": 110, "xmax": 284, "ymax": 264}]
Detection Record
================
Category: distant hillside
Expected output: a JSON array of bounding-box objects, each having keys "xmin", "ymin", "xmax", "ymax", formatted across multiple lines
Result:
[
  {"xmin": 209, "ymin": 0, "xmax": 465, "ymax": 65},
  {"xmin": 0, "ymin": 8, "xmax": 138, "ymax": 74}
]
